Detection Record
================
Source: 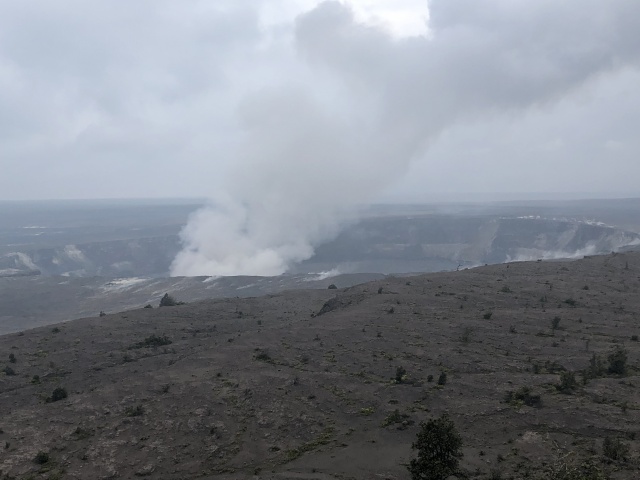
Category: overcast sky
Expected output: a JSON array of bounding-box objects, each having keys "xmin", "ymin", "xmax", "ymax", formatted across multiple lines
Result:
[{"xmin": 1, "ymin": 0, "xmax": 639, "ymax": 202}]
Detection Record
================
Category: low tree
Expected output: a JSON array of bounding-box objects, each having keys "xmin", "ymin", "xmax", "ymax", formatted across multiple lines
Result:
[
  {"xmin": 408, "ymin": 413, "xmax": 463, "ymax": 480},
  {"xmin": 159, "ymin": 293, "xmax": 178, "ymax": 307}
]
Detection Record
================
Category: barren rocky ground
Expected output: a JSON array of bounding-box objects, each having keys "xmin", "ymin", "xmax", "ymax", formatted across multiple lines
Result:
[{"xmin": 1, "ymin": 252, "xmax": 639, "ymax": 479}]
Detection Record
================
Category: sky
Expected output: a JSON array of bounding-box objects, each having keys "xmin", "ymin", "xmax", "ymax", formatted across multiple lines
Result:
[{"xmin": 1, "ymin": 0, "xmax": 639, "ymax": 203}]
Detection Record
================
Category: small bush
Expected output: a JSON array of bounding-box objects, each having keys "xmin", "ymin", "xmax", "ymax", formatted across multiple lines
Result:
[
  {"xmin": 504, "ymin": 386, "xmax": 542, "ymax": 408},
  {"xmin": 564, "ymin": 298, "xmax": 577, "ymax": 307},
  {"xmin": 254, "ymin": 349, "xmax": 272, "ymax": 362},
  {"xmin": 603, "ymin": 436, "xmax": 629, "ymax": 462},
  {"xmin": 395, "ymin": 366, "xmax": 407, "ymax": 384},
  {"xmin": 8, "ymin": 353, "xmax": 16, "ymax": 364},
  {"xmin": 547, "ymin": 457, "xmax": 607, "ymax": 480},
  {"xmin": 607, "ymin": 346, "xmax": 627, "ymax": 375},
  {"xmin": 631, "ymin": 335, "xmax": 638, "ymax": 341},
  {"xmin": 556, "ymin": 371, "xmax": 578, "ymax": 394},
  {"xmin": 483, "ymin": 312, "xmax": 493, "ymax": 320},
  {"xmin": 382, "ymin": 409, "xmax": 413, "ymax": 428},
  {"xmin": 360, "ymin": 407, "xmax": 375, "ymax": 416},
  {"xmin": 551, "ymin": 316, "xmax": 561, "ymax": 330},
  {"xmin": 133, "ymin": 334, "xmax": 172, "ymax": 349},
  {"xmin": 427, "ymin": 374, "xmax": 434, "ymax": 382},
  {"xmin": 585, "ymin": 353, "xmax": 606, "ymax": 379},
  {"xmin": 125, "ymin": 404, "xmax": 144, "ymax": 417},
  {"xmin": 34, "ymin": 451, "xmax": 49, "ymax": 464},
  {"xmin": 47, "ymin": 387, "xmax": 68, "ymax": 403},
  {"xmin": 460, "ymin": 327, "xmax": 473, "ymax": 343},
  {"xmin": 3, "ymin": 366, "xmax": 15, "ymax": 376},
  {"xmin": 159, "ymin": 293, "xmax": 184, "ymax": 307},
  {"xmin": 327, "ymin": 284, "xmax": 337, "ymax": 290},
  {"xmin": 143, "ymin": 304, "xmax": 153, "ymax": 309},
  {"xmin": 437, "ymin": 372, "xmax": 447, "ymax": 386}
]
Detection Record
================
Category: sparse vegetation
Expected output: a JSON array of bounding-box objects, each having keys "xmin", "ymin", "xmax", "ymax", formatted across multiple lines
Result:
[
  {"xmin": 254, "ymin": 349, "xmax": 273, "ymax": 362},
  {"xmin": 408, "ymin": 413, "xmax": 463, "ymax": 480},
  {"xmin": 460, "ymin": 327, "xmax": 473, "ymax": 343},
  {"xmin": 504, "ymin": 386, "xmax": 542, "ymax": 408},
  {"xmin": 552, "ymin": 316, "xmax": 561, "ymax": 330},
  {"xmin": 395, "ymin": 366, "xmax": 407, "ymax": 384},
  {"xmin": 382, "ymin": 409, "xmax": 413, "ymax": 429},
  {"xmin": 483, "ymin": 311, "xmax": 493, "ymax": 320},
  {"xmin": 8, "ymin": 353, "xmax": 16, "ymax": 363},
  {"xmin": 360, "ymin": 406, "xmax": 375, "ymax": 416},
  {"xmin": 3, "ymin": 366, "xmax": 15, "ymax": 376},
  {"xmin": 437, "ymin": 372, "xmax": 447, "ymax": 386},
  {"xmin": 132, "ymin": 334, "xmax": 172, "ymax": 349},
  {"xmin": 327, "ymin": 284, "xmax": 337, "ymax": 289},
  {"xmin": 125, "ymin": 404, "xmax": 145, "ymax": 417}
]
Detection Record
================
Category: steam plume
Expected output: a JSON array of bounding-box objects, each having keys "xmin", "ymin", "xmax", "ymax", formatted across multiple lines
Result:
[{"xmin": 171, "ymin": 0, "xmax": 640, "ymax": 277}]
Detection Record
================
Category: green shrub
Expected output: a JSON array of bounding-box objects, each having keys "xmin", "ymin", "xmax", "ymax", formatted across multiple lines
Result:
[
  {"xmin": 408, "ymin": 413, "xmax": 463, "ymax": 480},
  {"xmin": 556, "ymin": 371, "xmax": 578, "ymax": 394},
  {"xmin": 395, "ymin": 366, "xmax": 407, "ymax": 384},
  {"xmin": 483, "ymin": 312, "xmax": 493, "ymax": 320},
  {"xmin": 3, "ymin": 366, "xmax": 15, "ymax": 376},
  {"xmin": 603, "ymin": 436, "xmax": 629, "ymax": 462},
  {"xmin": 607, "ymin": 346, "xmax": 627, "ymax": 375},
  {"xmin": 547, "ymin": 457, "xmax": 607, "ymax": 480},
  {"xmin": 460, "ymin": 327, "xmax": 473, "ymax": 343},
  {"xmin": 254, "ymin": 349, "xmax": 273, "ymax": 362},
  {"xmin": 125, "ymin": 404, "xmax": 144, "ymax": 417},
  {"xmin": 504, "ymin": 386, "xmax": 542, "ymax": 408},
  {"xmin": 382, "ymin": 409, "xmax": 414, "ymax": 428},
  {"xmin": 360, "ymin": 407, "xmax": 375, "ymax": 416},
  {"xmin": 437, "ymin": 372, "xmax": 447, "ymax": 386},
  {"xmin": 132, "ymin": 334, "xmax": 172, "ymax": 349},
  {"xmin": 47, "ymin": 387, "xmax": 68, "ymax": 402},
  {"xmin": 8, "ymin": 353, "xmax": 16, "ymax": 364},
  {"xmin": 34, "ymin": 451, "xmax": 49, "ymax": 464},
  {"xmin": 585, "ymin": 353, "xmax": 606, "ymax": 379}
]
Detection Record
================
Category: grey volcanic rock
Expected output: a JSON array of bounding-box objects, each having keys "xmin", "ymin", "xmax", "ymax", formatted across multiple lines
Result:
[{"xmin": 0, "ymin": 252, "xmax": 638, "ymax": 479}]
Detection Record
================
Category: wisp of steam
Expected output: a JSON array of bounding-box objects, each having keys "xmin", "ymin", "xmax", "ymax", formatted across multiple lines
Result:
[{"xmin": 171, "ymin": 0, "xmax": 640, "ymax": 277}]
